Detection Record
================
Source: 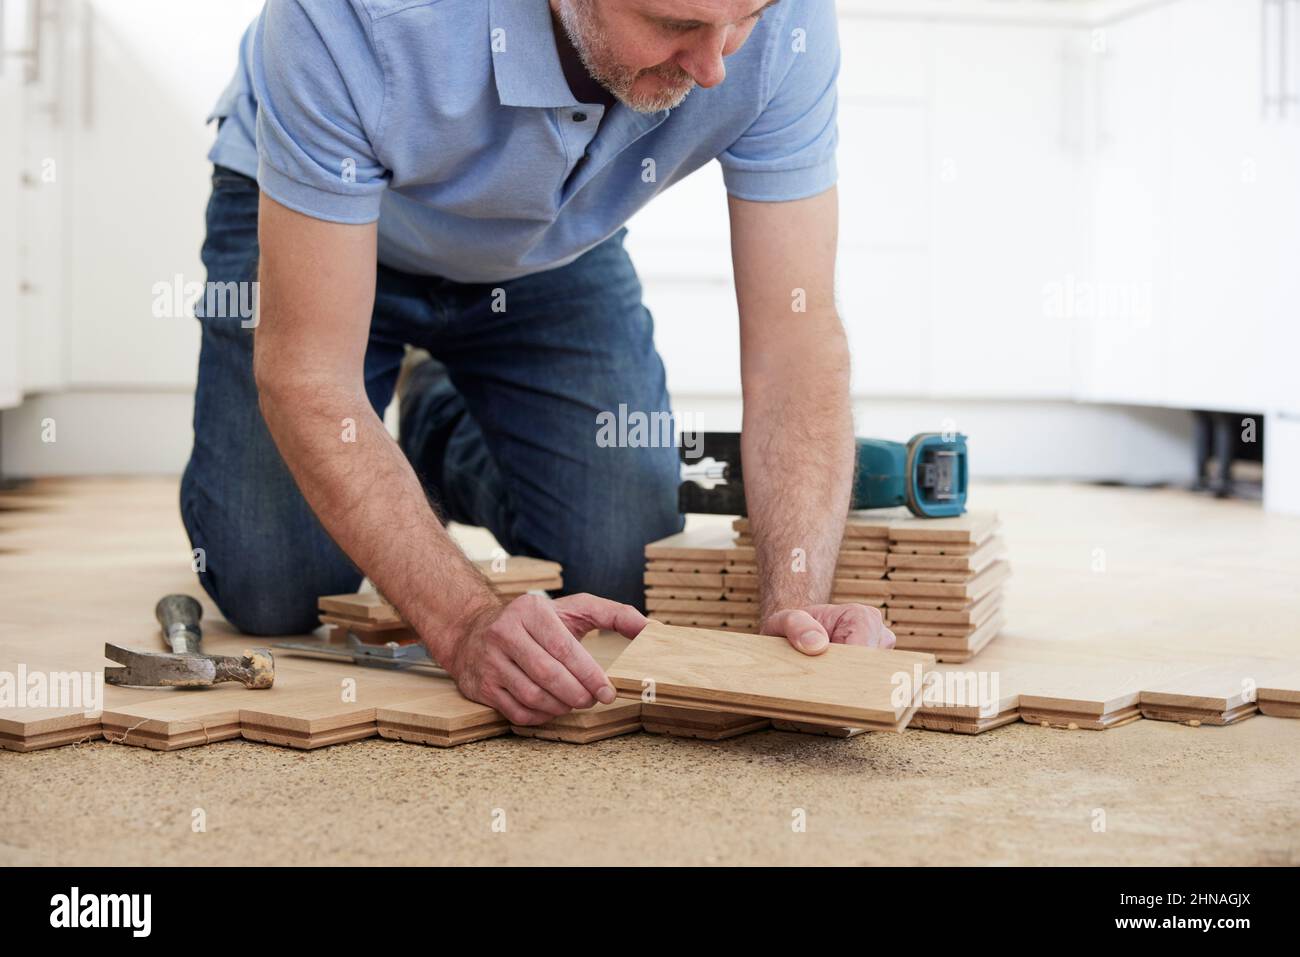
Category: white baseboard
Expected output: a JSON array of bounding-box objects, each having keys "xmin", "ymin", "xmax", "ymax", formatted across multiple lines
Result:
[
  {"xmin": 2, "ymin": 391, "xmax": 196, "ymax": 477},
  {"xmin": 2, "ymin": 390, "xmax": 1197, "ymax": 485},
  {"xmin": 674, "ymin": 395, "xmax": 1197, "ymax": 485}
]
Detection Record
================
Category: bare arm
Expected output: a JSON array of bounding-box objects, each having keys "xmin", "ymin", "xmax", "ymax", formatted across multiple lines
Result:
[
  {"xmin": 253, "ymin": 197, "xmax": 488, "ymax": 649},
  {"xmin": 729, "ymin": 187, "xmax": 895, "ymax": 652},
  {"xmin": 253, "ymin": 196, "xmax": 639, "ymax": 720}
]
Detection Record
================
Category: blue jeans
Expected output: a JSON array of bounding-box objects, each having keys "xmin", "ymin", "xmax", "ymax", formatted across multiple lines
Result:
[{"xmin": 180, "ymin": 166, "xmax": 683, "ymax": 635}]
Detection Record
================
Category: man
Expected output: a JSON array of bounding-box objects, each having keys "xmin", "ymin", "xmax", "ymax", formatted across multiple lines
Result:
[{"xmin": 184, "ymin": 0, "xmax": 895, "ymax": 727}]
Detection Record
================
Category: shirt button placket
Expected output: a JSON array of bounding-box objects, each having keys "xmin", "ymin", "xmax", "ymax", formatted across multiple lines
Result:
[{"xmin": 558, "ymin": 107, "xmax": 596, "ymax": 176}]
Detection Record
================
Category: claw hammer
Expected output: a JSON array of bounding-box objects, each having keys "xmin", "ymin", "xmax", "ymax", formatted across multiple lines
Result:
[{"xmin": 104, "ymin": 595, "xmax": 275, "ymax": 689}]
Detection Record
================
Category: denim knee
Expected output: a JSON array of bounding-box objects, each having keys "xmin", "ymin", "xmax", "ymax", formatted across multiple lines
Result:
[
  {"xmin": 205, "ymin": 569, "xmax": 328, "ymax": 637},
  {"xmin": 180, "ymin": 474, "xmax": 360, "ymax": 637}
]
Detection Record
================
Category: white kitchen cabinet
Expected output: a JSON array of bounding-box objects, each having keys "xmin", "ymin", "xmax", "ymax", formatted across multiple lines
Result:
[
  {"xmin": 1080, "ymin": 5, "xmax": 1169, "ymax": 406},
  {"xmin": 643, "ymin": 278, "xmax": 742, "ymax": 400},
  {"xmin": 838, "ymin": 249, "xmax": 930, "ymax": 395},
  {"xmin": 1156, "ymin": 0, "xmax": 1300, "ymax": 414},
  {"xmin": 635, "ymin": 10, "xmax": 1092, "ymax": 404},
  {"xmin": 837, "ymin": 16, "xmax": 930, "ymax": 103},
  {"xmin": 927, "ymin": 22, "xmax": 1089, "ymax": 400},
  {"xmin": 2, "ymin": 0, "xmax": 68, "ymax": 402},
  {"xmin": 836, "ymin": 99, "xmax": 931, "ymax": 396},
  {"xmin": 0, "ymin": 0, "xmax": 264, "ymax": 397},
  {"xmin": 60, "ymin": 0, "xmax": 263, "ymax": 388},
  {"xmin": 837, "ymin": 101, "xmax": 930, "ymax": 251},
  {"xmin": 1, "ymin": 3, "xmax": 21, "ymax": 409},
  {"xmin": 1084, "ymin": 0, "xmax": 1300, "ymax": 414}
]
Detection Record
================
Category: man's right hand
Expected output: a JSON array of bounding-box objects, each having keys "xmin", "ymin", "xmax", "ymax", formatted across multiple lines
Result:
[{"xmin": 439, "ymin": 592, "xmax": 647, "ymax": 726}]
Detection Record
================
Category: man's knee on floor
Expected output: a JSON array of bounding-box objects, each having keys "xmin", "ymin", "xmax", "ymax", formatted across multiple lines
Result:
[
  {"xmin": 195, "ymin": 562, "xmax": 345, "ymax": 637},
  {"xmin": 181, "ymin": 474, "xmax": 360, "ymax": 637}
]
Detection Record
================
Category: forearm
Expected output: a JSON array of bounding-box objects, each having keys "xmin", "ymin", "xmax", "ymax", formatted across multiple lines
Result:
[
  {"xmin": 726, "ymin": 191, "xmax": 890, "ymax": 651},
  {"xmin": 741, "ymin": 314, "xmax": 854, "ymax": 624},
  {"xmin": 256, "ymin": 377, "xmax": 499, "ymax": 658}
]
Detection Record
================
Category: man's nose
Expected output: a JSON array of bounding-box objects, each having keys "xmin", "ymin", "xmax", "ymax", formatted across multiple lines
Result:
[{"xmin": 677, "ymin": 28, "xmax": 729, "ymax": 88}]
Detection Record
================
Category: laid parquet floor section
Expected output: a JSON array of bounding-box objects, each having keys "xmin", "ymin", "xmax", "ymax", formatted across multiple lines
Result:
[
  {"xmin": 1, "ymin": 479, "xmax": 1298, "ymax": 754},
  {"xmin": 1259, "ymin": 670, "xmax": 1300, "ymax": 718},
  {"xmin": 1138, "ymin": 658, "xmax": 1280, "ymax": 726},
  {"xmin": 641, "ymin": 703, "xmax": 771, "ymax": 740},
  {"xmin": 0, "ymin": 480, "xmax": 615, "ymax": 751},
  {"xmin": 314, "ymin": 597, "xmax": 643, "ymax": 745}
]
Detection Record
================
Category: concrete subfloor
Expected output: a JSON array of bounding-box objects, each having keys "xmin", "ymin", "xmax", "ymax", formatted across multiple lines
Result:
[
  {"xmin": 1, "ymin": 478, "xmax": 1298, "ymax": 865},
  {"xmin": 3, "ymin": 711, "xmax": 1298, "ymax": 865}
]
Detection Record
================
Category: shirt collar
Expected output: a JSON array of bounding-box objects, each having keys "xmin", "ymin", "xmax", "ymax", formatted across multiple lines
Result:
[{"xmin": 489, "ymin": 0, "xmax": 580, "ymax": 108}]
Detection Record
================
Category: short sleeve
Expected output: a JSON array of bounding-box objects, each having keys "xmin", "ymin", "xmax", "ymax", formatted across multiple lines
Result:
[
  {"xmin": 252, "ymin": 0, "xmax": 389, "ymax": 224},
  {"xmin": 718, "ymin": 0, "xmax": 840, "ymax": 202}
]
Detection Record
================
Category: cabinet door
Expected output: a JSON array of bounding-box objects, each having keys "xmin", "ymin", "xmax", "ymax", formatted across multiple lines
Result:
[
  {"xmin": 834, "ymin": 18, "xmax": 932, "ymax": 396},
  {"xmin": 62, "ymin": 0, "xmax": 263, "ymax": 388},
  {"xmin": 642, "ymin": 277, "xmax": 742, "ymax": 399},
  {"xmin": 928, "ymin": 23, "xmax": 1087, "ymax": 400},
  {"xmin": 836, "ymin": 98, "xmax": 931, "ymax": 396},
  {"xmin": 1084, "ymin": 0, "xmax": 1300, "ymax": 413},
  {"xmin": 2, "ymin": 0, "xmax": 67, "ymax": 403},
  {"xmin": 0, "ymin": 2, "xmax": 21, "ymax": 408},
  {"xmin": 1156, "ymin": 0, "xmax": 1300, "ymax": 413},
  {"xmin": 1081, "ymin": 6, "xmax": 1170, "ymax": 406},
  {"xmin": 19, "ymin": 0, "xmax": 69, "ymax": 394}
]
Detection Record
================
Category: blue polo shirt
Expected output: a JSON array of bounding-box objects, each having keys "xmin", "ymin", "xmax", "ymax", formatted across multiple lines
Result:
[{"xmin": 208, "ymin": 0, "xmax": 839, "ymax": 283}]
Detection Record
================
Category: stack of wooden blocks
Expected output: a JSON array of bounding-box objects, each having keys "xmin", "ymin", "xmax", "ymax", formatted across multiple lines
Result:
[
  {"xmin": 643, "ymin": 510, "xmax": 1008, "ymax": 663},
  {"xmin": 643, "ymin": 527, "xmax": 760, "ymax": 632},
  {"xmin": 885, "ymin": 511, "xmax": 1008, "ymax": 663}
]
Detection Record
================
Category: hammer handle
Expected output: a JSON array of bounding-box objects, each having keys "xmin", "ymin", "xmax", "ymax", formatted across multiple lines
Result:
[{"xmin": 156, "ymin": 594, "xmax": 204, "ymax": 655}]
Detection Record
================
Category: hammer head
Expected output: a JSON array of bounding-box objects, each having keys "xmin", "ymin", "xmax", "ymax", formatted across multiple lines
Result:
[{"xmin": 103, "ymin": 643, "xmax": 275, "ymax": 689}]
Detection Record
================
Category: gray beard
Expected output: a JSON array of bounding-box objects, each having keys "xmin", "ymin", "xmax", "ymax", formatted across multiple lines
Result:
[{"xmin": 555, "ymin": 0, "xmax": 695, "ymax": 113}]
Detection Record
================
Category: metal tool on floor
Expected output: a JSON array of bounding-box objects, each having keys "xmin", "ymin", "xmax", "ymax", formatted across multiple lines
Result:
[
  {"xmin": 679, "ymin": 431, "xmax": 968, "ymax": 518},
  {"xmin": 275, "ymin": 629, "xmax": 448, "ymax": 676},
  {"xmin": 103, "ymin": 594, "xmax": 276, "ymax": 689},
  {"xmin": 276, "ymin": 587, "xmax": 448, "ymax": 675}
]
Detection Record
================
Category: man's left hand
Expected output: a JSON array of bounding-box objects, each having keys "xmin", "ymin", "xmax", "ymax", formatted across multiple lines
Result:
[{"xmin": 761, "ymin": 604, "xmax": 897, "ymax": 656}]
